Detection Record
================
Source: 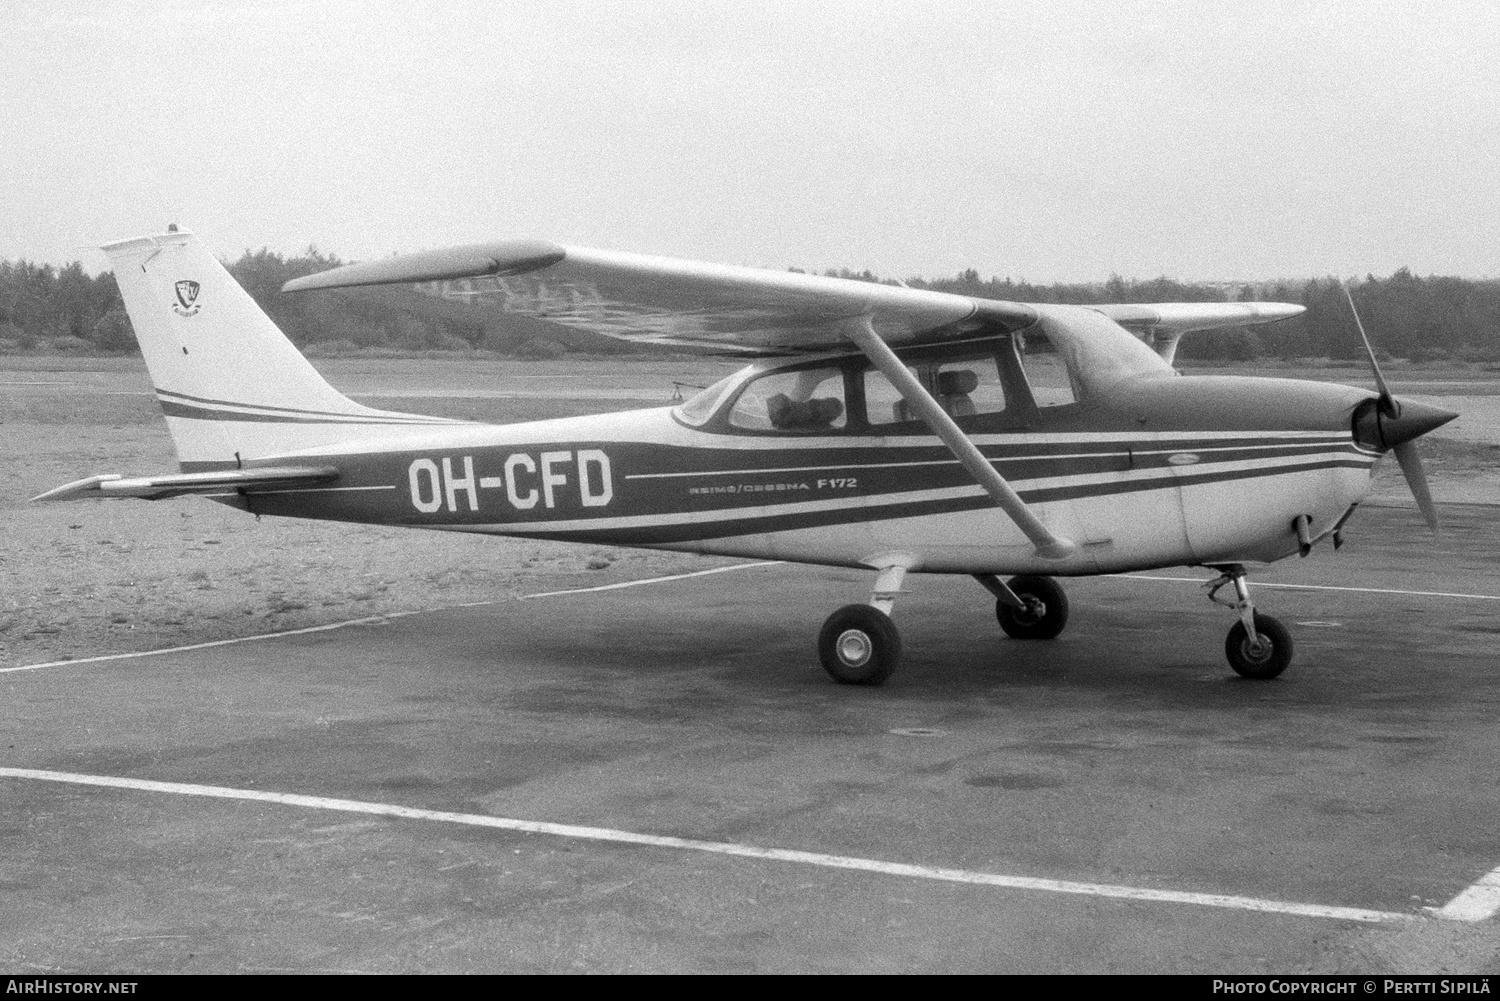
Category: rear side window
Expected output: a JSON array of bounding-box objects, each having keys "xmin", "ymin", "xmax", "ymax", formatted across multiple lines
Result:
[
  {"xmin": 934, "ymin": 358, "xmax": 1006, "ymax": 416},
  {"xmin": 864, "ymin": 354, "xmax": 1010, "ymax": 425},
  {"xmin": 1018, "ymin": 339, "xmax": 1078, "ymax": 408}
]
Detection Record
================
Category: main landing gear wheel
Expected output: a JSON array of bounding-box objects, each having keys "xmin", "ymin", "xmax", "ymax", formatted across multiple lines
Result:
[
  {"xmin": 995, "ymin": 575, "xmax": 1069, "ymax": 640},
  {"xmin": 1225, "ymin": 612, "xmax": 1293, "ymax": 680},
  {"xmin": 818, "ymin": 604, "xmax": 902, "ymax": 686}
]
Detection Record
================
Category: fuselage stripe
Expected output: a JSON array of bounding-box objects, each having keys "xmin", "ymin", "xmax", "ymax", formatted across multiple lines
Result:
[
  {"xmin": 393, "ymin": 455, "xmax": 1371, "ymax": 546},
  {"xmin": 621, "ymin": 440, "xmax": 1360, "ymax": 482},
  {"xmin": 155, "ymin": 387, "xmax": 463, "ymax": 424},
  {"xmin": 159, "ymin": 400, "xmax": 462, "ymax": 426}
]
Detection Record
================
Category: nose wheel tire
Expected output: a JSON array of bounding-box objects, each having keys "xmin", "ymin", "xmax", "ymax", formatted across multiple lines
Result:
[
  {"xmin": 1225, "ymin": 613, "xmax": 1293, "ymax": 679},
  {"xmin": 995, "ymin": 575, "xmax": 1069, "ymax": 640},
  {"xmin": 818, "ymin": 604, "xmax": 901, "ymax": 685}
]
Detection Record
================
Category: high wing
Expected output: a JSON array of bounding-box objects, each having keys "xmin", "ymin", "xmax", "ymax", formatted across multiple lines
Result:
[
  {"xmin": 31, "ymin": 466, "xmax": 339, "ymax": 503},
  {"xmin": 282, "ymin": 241, "xmax": 1302, "ymax": 357},
  {"xmin": 283, "ymin": 241, "xmax": 1027, "ymax": 354}
]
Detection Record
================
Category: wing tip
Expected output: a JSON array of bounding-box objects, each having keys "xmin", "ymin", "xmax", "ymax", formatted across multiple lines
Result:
[{"xmin": 281, "ymin": 240, "xmax": 566, "ymax": 293}]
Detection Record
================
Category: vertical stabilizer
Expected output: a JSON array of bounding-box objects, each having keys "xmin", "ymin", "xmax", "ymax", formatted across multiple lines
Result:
[{"xmin": 104, "ymin": 230, "xmax": 460, "ymax": 470}]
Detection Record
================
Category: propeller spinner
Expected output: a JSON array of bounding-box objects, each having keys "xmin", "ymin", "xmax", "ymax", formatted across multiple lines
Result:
[{"xmin": 1343, "ymin": 286, "xmax": 1457, "ymax": 531}]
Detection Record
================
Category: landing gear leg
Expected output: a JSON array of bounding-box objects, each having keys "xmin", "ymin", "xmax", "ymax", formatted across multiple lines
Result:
[
  {"xmin": 818, "ymin": 565, "xmax": 906, "ymax": 685},
  {"xmin": 1206, "ymin": 564, "xmax": 1293, "ymax": 679}
]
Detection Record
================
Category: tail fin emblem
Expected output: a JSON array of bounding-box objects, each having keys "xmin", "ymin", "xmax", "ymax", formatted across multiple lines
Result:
[{"xmin": 173, "ymin": 279, "xmax": 201, "ymax": 316}]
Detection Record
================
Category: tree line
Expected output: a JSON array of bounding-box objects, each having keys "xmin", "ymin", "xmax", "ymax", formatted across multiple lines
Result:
[
  {"xmin": 906, "ymin": 267, "xmax": 1500, "ymax": 363},
  {"xmin": 4, "ymin": 248, "xmax": 1499, "ymax": 363}
]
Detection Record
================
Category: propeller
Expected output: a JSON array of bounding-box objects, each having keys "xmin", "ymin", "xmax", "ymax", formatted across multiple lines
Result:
[
  {"xmin": 1344, "ymin": 286, "xmax": 1398, "ymax": 418},
  {"xmin": 1343, "ymin": 286, "xmax": 1453, "ymax": 532}
]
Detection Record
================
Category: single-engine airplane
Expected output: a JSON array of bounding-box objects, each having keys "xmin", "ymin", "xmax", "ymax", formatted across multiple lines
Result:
[{"xmin": 35, "ymin": 228, "xmax": 1456, "ymax": 685}]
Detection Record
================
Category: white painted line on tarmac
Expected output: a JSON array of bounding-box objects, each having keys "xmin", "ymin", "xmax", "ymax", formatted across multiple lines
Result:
[
  {"xmin": 3, "ymin": 561, "xmax": 783, "ymax": 674},
  {"xmin": 0, "ymin": 616, "xmax": 396, "ymax": 674},
  {"xmin": 1109, "ymin": 574, "xmax": 1500, "ymax": 602},
  {"xmin": 518, "ymin": 561, "xmax": 783, "ymax": 600},
  {"xmin": 0, "ymin": 766, "xmax": 1416, "ymax": 925},
  {"xmin": 1432, "ymin": 865, "xmax": 1500, "ymax": 921}
]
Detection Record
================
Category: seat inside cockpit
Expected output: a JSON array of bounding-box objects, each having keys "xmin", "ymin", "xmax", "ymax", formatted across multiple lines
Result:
[{"xmin": 935, "ymin": 368, "xmax": 978, "ymax": 416}]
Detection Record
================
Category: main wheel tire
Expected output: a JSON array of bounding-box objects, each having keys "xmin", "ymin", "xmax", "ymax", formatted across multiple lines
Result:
[
  {"xmin": 818, "ymin": 604, "xmax": 901, "ymax": 685},
  {"xmin": 995, "ymin": 575, "xmax": 1069, "ymax": 640},
  {"xmin": 1225, "ymin": 613, "xmax": 1293, "ymax": 679}
]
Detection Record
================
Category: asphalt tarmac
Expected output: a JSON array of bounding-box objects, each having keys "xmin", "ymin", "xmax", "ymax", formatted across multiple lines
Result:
[{"xmin": 3, "ymin": 504, "xmax": 1499, "ymax": 974}]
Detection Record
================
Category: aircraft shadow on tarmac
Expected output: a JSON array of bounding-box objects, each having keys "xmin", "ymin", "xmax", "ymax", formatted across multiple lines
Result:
[{"xmin": 459, "ymin": 558, "xmax": 1489, "ymax": 721}]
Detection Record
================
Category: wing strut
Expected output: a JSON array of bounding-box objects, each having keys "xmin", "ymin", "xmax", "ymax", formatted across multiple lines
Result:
[{"xmin": 842, "ymin": 316, "xmax": 1076, "ymax": 560}]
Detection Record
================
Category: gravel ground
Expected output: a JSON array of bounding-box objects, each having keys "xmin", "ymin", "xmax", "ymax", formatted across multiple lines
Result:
[{"xmin": 0, "ymin": 357, "xmax": 733, "ymax": 669}]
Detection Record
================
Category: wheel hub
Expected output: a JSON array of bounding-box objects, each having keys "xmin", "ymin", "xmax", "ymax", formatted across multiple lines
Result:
[
  {"xmin": 1016, "ymin": 596, "xmax": 1045, "ymax": 625},
  {"xmin": 836, "ymin": 628, "xmax": 873, "ymax": 667},
  {"xmin": 1241, "ymin": 633, "xmax": 1272, "ymax": 663}
]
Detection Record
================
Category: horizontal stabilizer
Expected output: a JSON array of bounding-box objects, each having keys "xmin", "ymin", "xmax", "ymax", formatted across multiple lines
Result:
[{"xmin": 31, "ymin": 466, "xmax": 339, "ymax": 503}]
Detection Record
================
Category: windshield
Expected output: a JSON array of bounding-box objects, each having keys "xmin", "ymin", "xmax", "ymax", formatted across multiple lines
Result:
[
  {"xmin": 674, "ymin": 368, "xmax": 752, "ymax": 426},
  {"xmin": 1028, "ymin": 306, "xmax": 1175, "ymax": 400}
]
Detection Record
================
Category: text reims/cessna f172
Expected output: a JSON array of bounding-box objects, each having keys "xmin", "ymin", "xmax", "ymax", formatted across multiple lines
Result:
[{"xmin": 37, "ymin": 229, "xmax": 1455, "ymax": 685}]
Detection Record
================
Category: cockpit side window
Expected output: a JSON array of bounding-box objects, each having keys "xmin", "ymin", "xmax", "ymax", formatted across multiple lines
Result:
[
  {"xmin": 862, "ymin": 365, "xmax": 916, "ymax": 426},
  {"xmin": 728, "ymin": 366, "xmax": 847, "ymax": 432}
]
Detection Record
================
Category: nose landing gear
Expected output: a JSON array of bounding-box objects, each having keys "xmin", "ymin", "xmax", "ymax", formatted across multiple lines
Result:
[{"xmin": 1206, "ymin": 564, "xmax": 1293, "ymax": 679}]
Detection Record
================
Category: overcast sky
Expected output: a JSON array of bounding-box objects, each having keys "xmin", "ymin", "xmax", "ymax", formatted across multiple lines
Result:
[{"xmin": 4, "ymin": 0, "xmax": 1497, "ymax": 282}]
